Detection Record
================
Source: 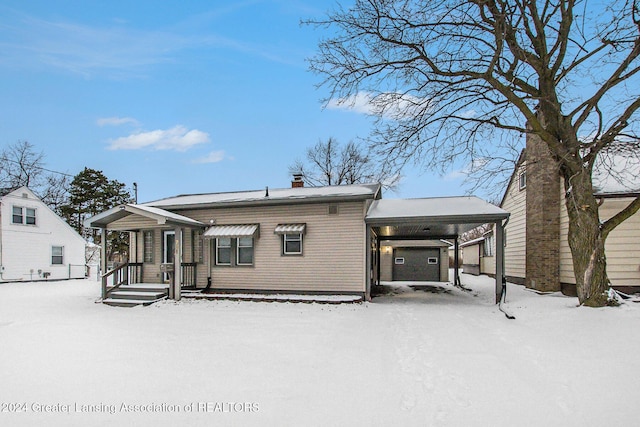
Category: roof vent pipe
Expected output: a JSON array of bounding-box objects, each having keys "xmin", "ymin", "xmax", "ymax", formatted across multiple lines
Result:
[{"xmin": 265, "ymin": 186, "xmax": 269, "ymax": 197}]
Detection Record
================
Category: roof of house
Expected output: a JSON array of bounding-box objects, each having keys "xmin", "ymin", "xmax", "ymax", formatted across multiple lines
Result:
[
  {"xmin": 459, "ymin": 236, "xmax": 485, "ymax": 248},
  {"xmin": 144, "ymin": 183, "xmax": 382, "ymax": 210},
  {"xmin": 500, "ymin": 149, "xmax": 640, "ymax": 207},
  {"xmin": 592, "ymin": 154, "xmax": 640, "ymax": 197}
]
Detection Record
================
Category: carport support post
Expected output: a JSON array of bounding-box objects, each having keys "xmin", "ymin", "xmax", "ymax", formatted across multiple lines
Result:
[
  {"xmin": 365, "ymin": 226, "xmax": 372, "ymax": 301},
  {"xmin": 495, "ymin": 221, "xmax": 505, "ymax": 304},
  {"xmin": 454, "ymin": 238, "xmax": 460, "ymax": 287}
]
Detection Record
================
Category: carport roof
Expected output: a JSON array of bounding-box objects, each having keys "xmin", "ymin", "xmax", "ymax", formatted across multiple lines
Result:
[{"xmin": 366, "ymin": 196, "xmax": 509, "ymax": 238}]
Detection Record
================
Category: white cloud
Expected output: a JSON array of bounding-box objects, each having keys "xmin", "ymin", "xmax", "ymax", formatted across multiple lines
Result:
[
  {"xmin": 96, "ymin": 116, "xmax": 139, "ymax": 127},
  {"xmin": 192, "ymin": 150, "xmax": 226, "ymax": 164},
  {"xmin": 326, "ymin": 91, "xmax": 377, "ymax": 115},
  {"xmin": 326, "ymin": 91, "xmax": 430, "ymax": 120},
  {"xmin": 108, "ymin": 125, "xmax": 210, "ymax": 151}
]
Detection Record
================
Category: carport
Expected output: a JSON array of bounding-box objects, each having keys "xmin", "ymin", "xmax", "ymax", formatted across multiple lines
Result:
[{"xmin": 365, "ymin": 196, "xmax": 510, "ymax": 303}]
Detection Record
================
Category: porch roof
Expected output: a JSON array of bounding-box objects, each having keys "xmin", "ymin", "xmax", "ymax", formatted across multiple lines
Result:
[{"xmin": 85, "ymin": 204, "xmax": 205, "ymax": 230}]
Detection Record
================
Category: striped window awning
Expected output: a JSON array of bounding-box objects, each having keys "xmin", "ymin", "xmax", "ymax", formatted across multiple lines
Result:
[
  {"xmin": 274, "ymin": 223, "xmax": 306, "ymax": 235},
  {"xmin": 204, "ymin": 224, "xmax": 259, "ymax": 239}
]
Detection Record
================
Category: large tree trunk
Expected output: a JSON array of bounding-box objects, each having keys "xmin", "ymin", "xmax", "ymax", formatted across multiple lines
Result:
[{"xmin": 563, "ymin": 170, "xmax": 611, "ymax": 306}]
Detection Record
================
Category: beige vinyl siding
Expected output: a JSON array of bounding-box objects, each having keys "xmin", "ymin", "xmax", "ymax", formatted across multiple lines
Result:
[
  {"xmin": 560, "ymin": 195, "xmax": 640, "ymax": 286},
  {"xmin": 558, "ymin": 179, "xmax": 574, "ymax": 284},
  {"xmin": 177, "ymin": 201, "xmax": 367, "ymax": 293},
  {"xmin": 107, "ymin": 213, "xmax": 198, "ymax": 283},
  {"xmin": 502, "ymin": 163, "xmax": 527, "ymax": 280},
  {"xmin": 481, "ymin": 249, "xmax": 496, "ymax": 275},
  {"xmin": 462, "ymin": 244, "xmax": 480, "ymax": 265}
]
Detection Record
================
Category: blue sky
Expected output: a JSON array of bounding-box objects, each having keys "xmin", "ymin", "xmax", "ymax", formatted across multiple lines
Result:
[{"xmin": 0, "ymin": 0, "xmax": 470, "ymax": 203}]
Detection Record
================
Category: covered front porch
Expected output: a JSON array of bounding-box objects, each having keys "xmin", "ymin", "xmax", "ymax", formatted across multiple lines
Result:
[{"xmin": 85, "ymin": 204, "xmax": 206, "ymax": 306}]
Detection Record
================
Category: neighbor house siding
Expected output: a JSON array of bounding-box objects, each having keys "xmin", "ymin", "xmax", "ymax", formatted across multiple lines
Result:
[
  {"xmin": 0, "ymin": 187, "xmax": 86, "ymax": 281},
  {"xmin": 177, "ymin": 201, "xmax": 367, "ymax": 293},
  {"xmin": 559, "ymin": 194, "xmax": 640, "ymax": 287},
  {"xmin": 502, "ymin": 162, "xmax": 527, "ymax": 281}
]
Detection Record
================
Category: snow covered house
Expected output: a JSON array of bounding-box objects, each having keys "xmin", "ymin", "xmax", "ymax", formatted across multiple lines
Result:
[
  {"xmin": 0, "ymin": 186, "xmax": 87, "ymax": 282},
  {"xmin": 483, "ymin": 134, "xmax": 640, "ymax": 295},
  {"xmin": 86, "ymin": 178, "xmax": 509, "ymax": 306}
]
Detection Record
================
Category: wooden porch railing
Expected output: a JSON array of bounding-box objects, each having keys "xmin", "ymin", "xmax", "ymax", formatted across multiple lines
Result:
[
  {"xmin": 101, "ymin": 262, "xmax": 145, "ymax": 299},
  {"xmin": 181, "ymin": 263, "xmax": 197, "ymax": 288},
  {"xmin": 101, "ymin": 261, "xmax": 196, "ymax": 299}
]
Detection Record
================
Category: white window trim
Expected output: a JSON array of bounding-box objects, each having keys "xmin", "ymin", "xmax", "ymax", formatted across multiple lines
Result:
[
  {"xmin": 143, "ymin": 230, "xmax": 154, "ymax": 263},
  {"xmin": 236, "ymin": 237, "xmax": 254, "ymax": 266},
  {"xmin": 283, "ymin": 233, "xmax": 303, "ymax": 255},
  {"xmin": 215, "ymin": 238, "xmax": 232, "ymax": 266},
  {"xmin": 12, "ymin": 206, "xmax": 37, "ymax": 225},
  {"xmin": 51, "ymin": 246, "xmax": 64, "ymax": 265},
  {"xmin": 518, "ymin": 171, "xmax": 527, "ymax": 190}
]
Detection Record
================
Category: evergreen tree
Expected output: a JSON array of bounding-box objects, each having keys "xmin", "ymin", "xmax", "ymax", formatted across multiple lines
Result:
[{"xmin": 60, "ymin": 167, "xmax": 133, "ymax": 261}]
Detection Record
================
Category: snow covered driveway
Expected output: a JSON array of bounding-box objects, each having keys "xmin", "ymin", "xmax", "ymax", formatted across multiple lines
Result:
[{"xmin": 1, "ymin": 276, "xmax": 638, "ymax": 426}]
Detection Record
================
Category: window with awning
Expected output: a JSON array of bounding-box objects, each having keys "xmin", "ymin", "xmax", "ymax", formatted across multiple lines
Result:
[{"xmin": 275, "ymin": 224, "xmax": 306, "ymax": 255}]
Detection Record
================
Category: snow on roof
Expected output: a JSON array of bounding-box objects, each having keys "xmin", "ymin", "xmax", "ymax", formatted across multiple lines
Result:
[
  {"xmin": 366, "ymin": 196, "xmax": 509, "ymax": 223},
  {"xmin": 593, "ymin": 154, "xmax": 640, "ymax": 195},
  {"xmin": 144, "ymin": 183, "xmax": 381, "ymax": 208},
  {"xmin": 128, "ymin": 204, "xmax": 204, "ymax": 226},
  {"xmin": 459, "ymin": 236, "xmax": 485, "ymax": 248}
]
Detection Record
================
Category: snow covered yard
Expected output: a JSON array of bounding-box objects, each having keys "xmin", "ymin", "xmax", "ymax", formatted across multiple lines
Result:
[{"xmin": 1, "ymin": 275, "xmax": 639, "ymax": 427}]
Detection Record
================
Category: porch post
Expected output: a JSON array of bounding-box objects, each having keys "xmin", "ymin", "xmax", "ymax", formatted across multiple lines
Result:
[
  {"xmin": 174, "ymin": 227, "xmax": 183, "ymax": 301},
  {"xmin": 100, "ymin": 227, "xmax": 108, "ymax": 300},
  {"xmin": 495, "ymin": 221, "xmax": 505, "ymax": 304},
  {"xmin": 100, "ymin": 228, "xmax": 108, "ymax": 276}
]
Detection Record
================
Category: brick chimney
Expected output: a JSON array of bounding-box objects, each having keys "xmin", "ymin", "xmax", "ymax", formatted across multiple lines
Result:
[
  {"xmin": 292, "ymin": 173, "xmax": 304, "ymax": 188},
  {"xmin": 525, "ymin": 120, "xmax": 561, "ymax": 292}
]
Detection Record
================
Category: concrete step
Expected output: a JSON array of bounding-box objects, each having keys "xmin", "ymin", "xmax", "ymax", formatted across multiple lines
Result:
[
  {"xmin": 119, "ymin": 283, "xmax": 169, "ymax": 293},
  {"xmin": 102, "ymin": 296, "xmax": 167, "ymax": 307},
  {"xmin": 109, "ymin": 290, "xmax": 167, "ymax": 300}
]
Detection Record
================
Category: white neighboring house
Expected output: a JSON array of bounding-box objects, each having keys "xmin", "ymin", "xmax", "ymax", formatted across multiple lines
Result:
[{"xmin": 0, "ymin": 186, "xmax": 86, "ymax": 282}]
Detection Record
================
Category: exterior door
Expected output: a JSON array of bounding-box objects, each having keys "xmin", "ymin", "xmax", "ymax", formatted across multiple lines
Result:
[
  {"xmin": 392, "ymin": 248, "xmax": 440, "ymax": 281},
  {"xmin": 163, "ymin": 230, "xmax": 175, "ymax": 282}
]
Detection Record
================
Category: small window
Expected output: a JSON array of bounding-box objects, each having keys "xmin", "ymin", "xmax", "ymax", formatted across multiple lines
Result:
[
  {"xmin": 192, "ymin": 230, "xmax": 204, "ymax": 263},
  {"xmin": 12, "ymin": 206, "xmax": 23, "ymax": 224},
  {"xmin": 328, "ymin": 204, "xmax": 339, "ymax": 215},
  {"xmin": 143, "ymin": 231, "xmax": 154, "ymax": 263},
  {"xmin": 483, "ymin": 234, "xmax": 495, "ymax": 257},
  {"xmin": 519, "ymin": 171, "xmax": 527, "ymax": 190},
  {"xmin": 216, "ymin": 238, "xmax": 232, "ymax": 265},
  {"xmin": 26, "ymin": 208, "xmax": 36, "ymax": 225},
  {"xmin": 52, "ymin": 246, "xmax": 64, "ymax": 265},
  {"xmin": 427, "ymin": 257, "xmax": 438, "ymax": 265},
  {"xmin": 237, "ymin": 237, "xmax": 254, "ymax": 265},
  {"xmin": 283, "ymin": 233, "xmax": 303, "ymax": 255}
]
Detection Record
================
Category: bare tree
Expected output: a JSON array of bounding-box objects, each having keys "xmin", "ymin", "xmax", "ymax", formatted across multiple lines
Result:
[
  {"xmin": 289, "ymin": 137, "xmax": 400, "ymax": 188},
  {"xmin": 307, "ymin": 0, "xmax": 640, "ymax": 306},
  {"xmin": 0, "ymin": 141, "xmax": 71, "ymax": 212}
]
